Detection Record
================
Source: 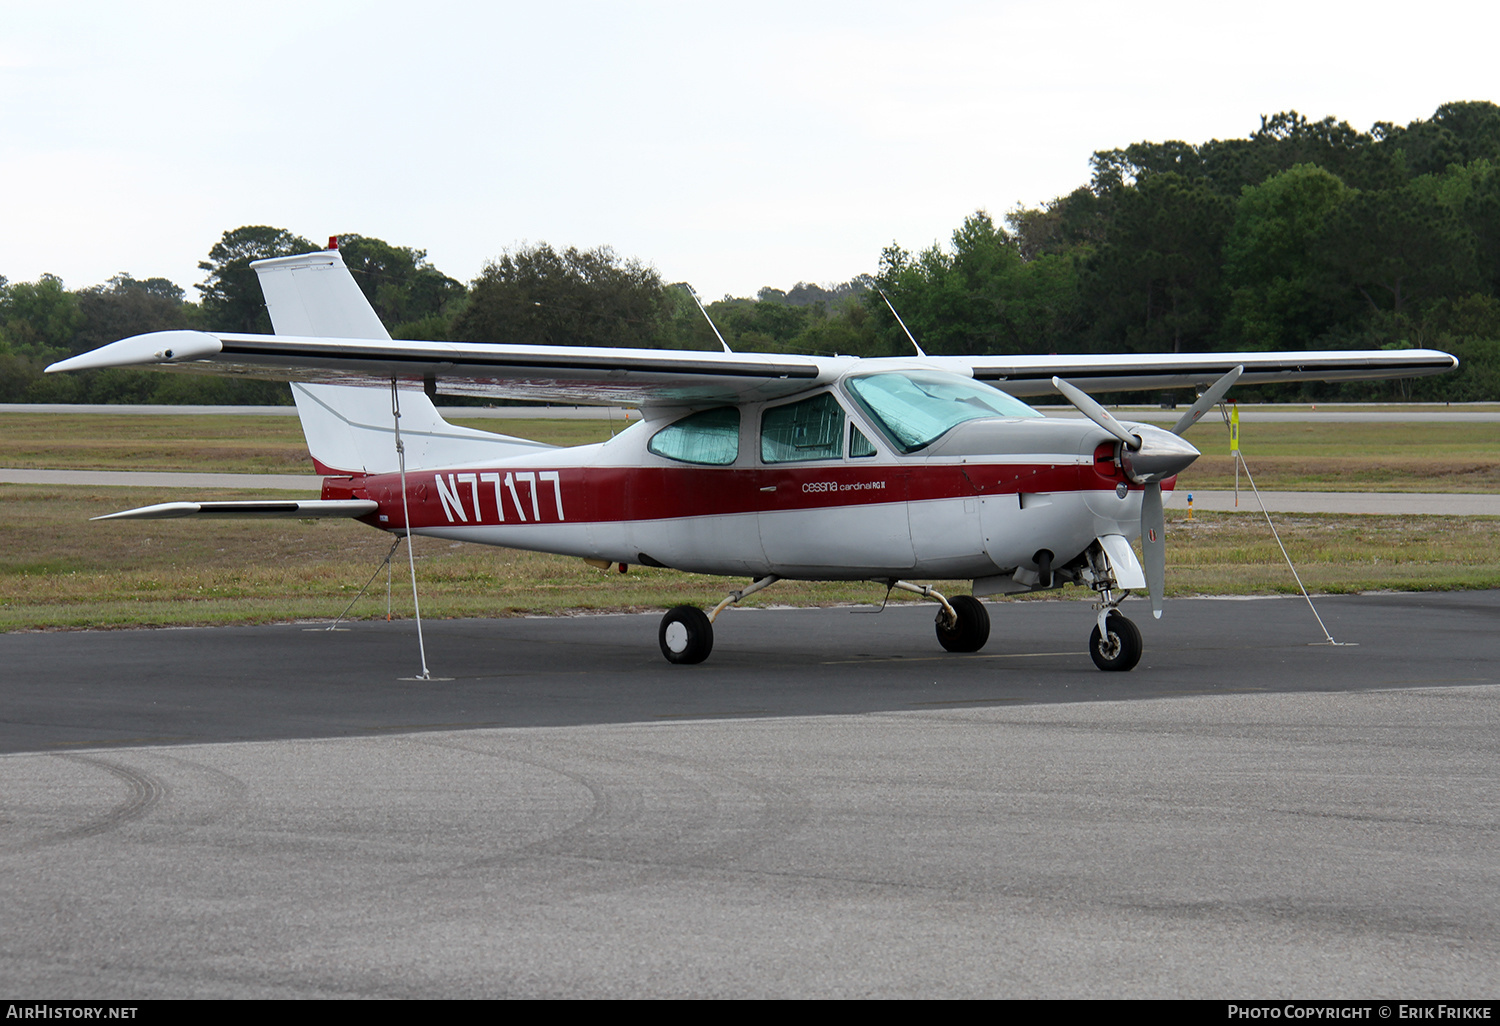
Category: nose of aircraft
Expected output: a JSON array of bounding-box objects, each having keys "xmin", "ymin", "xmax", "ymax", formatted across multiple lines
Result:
[{"xmin": 1120, "ymin": 423, "xmax": 1200, "ymax": 484}]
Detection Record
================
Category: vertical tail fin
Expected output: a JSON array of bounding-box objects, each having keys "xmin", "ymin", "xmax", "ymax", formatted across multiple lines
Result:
[
  {"xmin": 252, "ymin": 249, "xmax": 392, "ymax": 339},
  {"xmin": 255, "ymin": 249, "xmax": 552, "ymax": 474}
]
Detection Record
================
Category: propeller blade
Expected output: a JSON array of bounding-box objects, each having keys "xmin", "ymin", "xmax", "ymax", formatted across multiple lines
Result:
[
  {"xmin": 1171, "ymin": 365, "xmax": 1244, "ymax": 436},
  {"xmin": 1142, "ymin": 482, "xmax": 1165, "ymax": 620},
  {"xmin": 1051, "ymin": 376, "xmax": 1140, "ymax": 450}
]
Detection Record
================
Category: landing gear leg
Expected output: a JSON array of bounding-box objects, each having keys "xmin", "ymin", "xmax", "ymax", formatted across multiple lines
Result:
[
  {"xmin": 883, "ymin": 580, "xmax": 991, "ymax": 653},
  {"xmin": 708, "ymin": 575, "xmax": 779, "ymax": 623},
  {"xmin": 1085, "ymin": 546, "xmax": 1143, "ymax": 672},
  {"xmin": 659, "ymin": 576, "xmax": 781, "ymax": 666}
]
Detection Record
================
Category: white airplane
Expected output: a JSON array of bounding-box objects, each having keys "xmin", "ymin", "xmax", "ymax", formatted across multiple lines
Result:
[{"xmin": 48, "ymin": 248, "xmax": 1456, "ymax": 670}]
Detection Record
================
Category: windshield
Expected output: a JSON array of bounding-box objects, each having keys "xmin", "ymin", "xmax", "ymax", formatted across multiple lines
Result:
[{"xmin": 845, "ymin": 370, "xmax": 1040, "ymax": 453}]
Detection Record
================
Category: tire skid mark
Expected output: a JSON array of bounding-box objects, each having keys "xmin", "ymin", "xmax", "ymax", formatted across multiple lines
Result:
[
  {"xmin": 601, "ymin": 742, "xmax": 811, "ymax": 868},
  {"xmin": 10, "ymin": 754, "xmax": 165, "ymax": 852},
  {"xmin": 412, "ymin": 733, "xmax": 808, "ymax": 878},
  {"xmin": 439, "ymin": 737, "xmax": 716, "ymax": 866},
  {"xmin": 149, "ymin": 751, "xmax": 251, "ymax": 827},
  {"xmin": 410, "ymin": 736, "xmax": 626, "ymax": 874}
]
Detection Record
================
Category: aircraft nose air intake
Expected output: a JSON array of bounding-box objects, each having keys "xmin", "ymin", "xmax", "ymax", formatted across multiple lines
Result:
[{"xmin": 1120, "ymin": 425, "xmax": 1199, "ymax": 484}]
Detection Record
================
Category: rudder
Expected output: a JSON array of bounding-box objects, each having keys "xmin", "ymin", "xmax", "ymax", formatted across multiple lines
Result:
[
  {"xmin": 252, "ymin": 248, "xmax": 392, "ymax": 339},
  {"xmin": 253, "ymin": 248, "xmax": 553, "ymax": 474}
]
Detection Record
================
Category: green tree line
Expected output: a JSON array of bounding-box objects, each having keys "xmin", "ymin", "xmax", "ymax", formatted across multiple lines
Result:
[
  {"xmin": 874, "ymin": 101, "xmax": 1500, "ymax": 400},
  {"xmin": 5, "ymin": 100, "xmax": 1499, "ymax": 403},
  {"xmin": 0, "ymin": 227, "xmax": 468, "ymax": 404}
]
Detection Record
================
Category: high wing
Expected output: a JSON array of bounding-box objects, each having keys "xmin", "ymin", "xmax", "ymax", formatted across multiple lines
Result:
[
  {"xmin": 45, "ymin": 327, "xmax": 835, "ymax": 406},
  {"xmin": 43, "ymin": 327, "xmax": 1459, "ymax": 405},
  {"xmin": 963, "ymin": 350, "xmax": 1458, "ymax": 397},
  {"xmin": 45, "ymin": 249, "xmax": 1457, "ymax": 404}
]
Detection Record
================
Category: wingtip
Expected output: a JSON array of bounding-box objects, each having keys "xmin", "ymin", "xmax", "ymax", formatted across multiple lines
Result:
[
  {"xmin": 46, "ymin": 330, "xmax": 222, "ymax": 373},
  {"xmin": 92, "ymin": 502, "xmax": 200, "ymax": 521}
]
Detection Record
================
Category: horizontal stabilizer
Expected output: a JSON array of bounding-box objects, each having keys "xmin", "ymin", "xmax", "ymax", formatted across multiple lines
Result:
[{"xmin": 93, "ymin": 499, "xmax": 378, "ymax": 522}]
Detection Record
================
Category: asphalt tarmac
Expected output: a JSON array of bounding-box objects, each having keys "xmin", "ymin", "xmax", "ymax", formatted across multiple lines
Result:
[{"xmin": 2, "ymin": 595, "xmax": 1497, "ymax": 997}]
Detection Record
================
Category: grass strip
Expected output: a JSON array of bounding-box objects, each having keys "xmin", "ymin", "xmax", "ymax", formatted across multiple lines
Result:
[{"xmin": 3, "ymin": 484, "xmax": 1497, "ymax": 630}]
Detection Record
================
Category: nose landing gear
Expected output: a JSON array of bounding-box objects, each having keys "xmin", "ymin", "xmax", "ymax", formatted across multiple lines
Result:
[{"xmin": 1089, "ymin": 610, "xmax": 1142, "ymax": 671}]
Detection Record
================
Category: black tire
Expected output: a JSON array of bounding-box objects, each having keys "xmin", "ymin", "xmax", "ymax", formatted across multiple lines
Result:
[
  {"xmin": 1089, "ymin": 612, "xmax": 1143, "ymax": 672},
  {"xmin": 936, "ymin": 595, "xmax": 991, "ymax": 653},
  {"xmin": 659, "ymin": 605, "xmax": 714, "ymax": 665}
]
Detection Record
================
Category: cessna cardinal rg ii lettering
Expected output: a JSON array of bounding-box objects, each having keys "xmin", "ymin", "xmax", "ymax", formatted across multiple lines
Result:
[{"xmin": 48, "ymin": 248, "xmax": 1456, "ymax": 670}]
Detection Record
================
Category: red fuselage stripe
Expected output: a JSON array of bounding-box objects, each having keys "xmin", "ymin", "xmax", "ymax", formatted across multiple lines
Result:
[{"xmin": 323, "ymin": 461, "xmax": 1136, "ymax": 530}]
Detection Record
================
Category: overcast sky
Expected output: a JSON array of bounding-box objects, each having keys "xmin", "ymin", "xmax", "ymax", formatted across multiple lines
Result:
[{"xmin": 2, "ymin": 1, "xmax": 1494, "ymax": 302}]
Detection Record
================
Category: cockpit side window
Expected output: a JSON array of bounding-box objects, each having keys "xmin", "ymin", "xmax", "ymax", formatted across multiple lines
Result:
[
  {"xmin": 849, "ymin": 424, "xmax": 877, "ymax": 458},
  {"xmin": 845, "ymin": 371, "xmax": 1041, "ymax": 453},
  {"xmin": 761, "ymin": 392, "xmax": 845, "ymax": 463},
  {"xmin": 648, "ymin": 407, "xmax": 740, "ymax": 465}
]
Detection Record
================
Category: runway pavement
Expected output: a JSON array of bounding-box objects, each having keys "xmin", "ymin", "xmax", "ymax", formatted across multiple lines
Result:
[{"xmin": 1, "ymin": 596, "xmax": 1496, "ymax": 997}]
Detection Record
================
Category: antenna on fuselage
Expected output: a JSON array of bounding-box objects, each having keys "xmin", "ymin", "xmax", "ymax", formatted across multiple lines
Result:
[
  {"xmin": 684, "ymin": 284, "xmax": 734, "ymax": 354},
  {"xmin": 878, "ymin": 289, "xmax": 926, "ymax": 357}
]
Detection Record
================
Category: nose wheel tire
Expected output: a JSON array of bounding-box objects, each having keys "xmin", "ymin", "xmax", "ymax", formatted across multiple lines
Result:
[
  {"xmin": 1089, "ymin": 612, "xmax": 1142, "ymax": 672},
  {"xmin": 936, "ymin": 595, "xmax": 991, "ymax": 653},
  {"xmin": 660, "ymin": 605, "xmax": 714, "ymax": 665}
]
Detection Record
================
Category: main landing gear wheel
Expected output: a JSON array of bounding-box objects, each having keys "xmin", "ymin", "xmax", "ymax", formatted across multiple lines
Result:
[
  {"xmin": 1089, "ymin": 611, "xmax": 1143, "ymax": 672},
  {"xmin": 936, "ymin": 595, "xmax": 991, "ymax": 653},
  {"xmin": 659, "ymin": 605, "xmax": 713, "ymax": 665}
]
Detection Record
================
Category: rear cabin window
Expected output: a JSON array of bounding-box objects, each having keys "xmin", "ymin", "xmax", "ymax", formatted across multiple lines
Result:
[
  {"xmin": 761, "ymin": 392, "xmax": 845, "ymax": 463},
  {"xmin": 648, "ymin": 407, "xmax": 740, "ymax": 465}
]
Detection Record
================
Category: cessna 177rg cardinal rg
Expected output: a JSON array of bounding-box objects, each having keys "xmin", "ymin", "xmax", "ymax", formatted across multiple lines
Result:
[{"xmin": 47, "ymin": 248, "xmax": 1457, "ymax": 670}]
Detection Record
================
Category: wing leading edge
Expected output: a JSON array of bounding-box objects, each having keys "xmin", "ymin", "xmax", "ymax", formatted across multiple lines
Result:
[
  {"xmin": 46, "ymin": 328, "xmax": 1457, "ymax": 405},
  {"xmin": 46, "ymin": 328, "xmax": 834, "ymax": 406},
  {"xmin": 959, "ymin": 350, "xmax": 1459, "ymax": 397}
]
